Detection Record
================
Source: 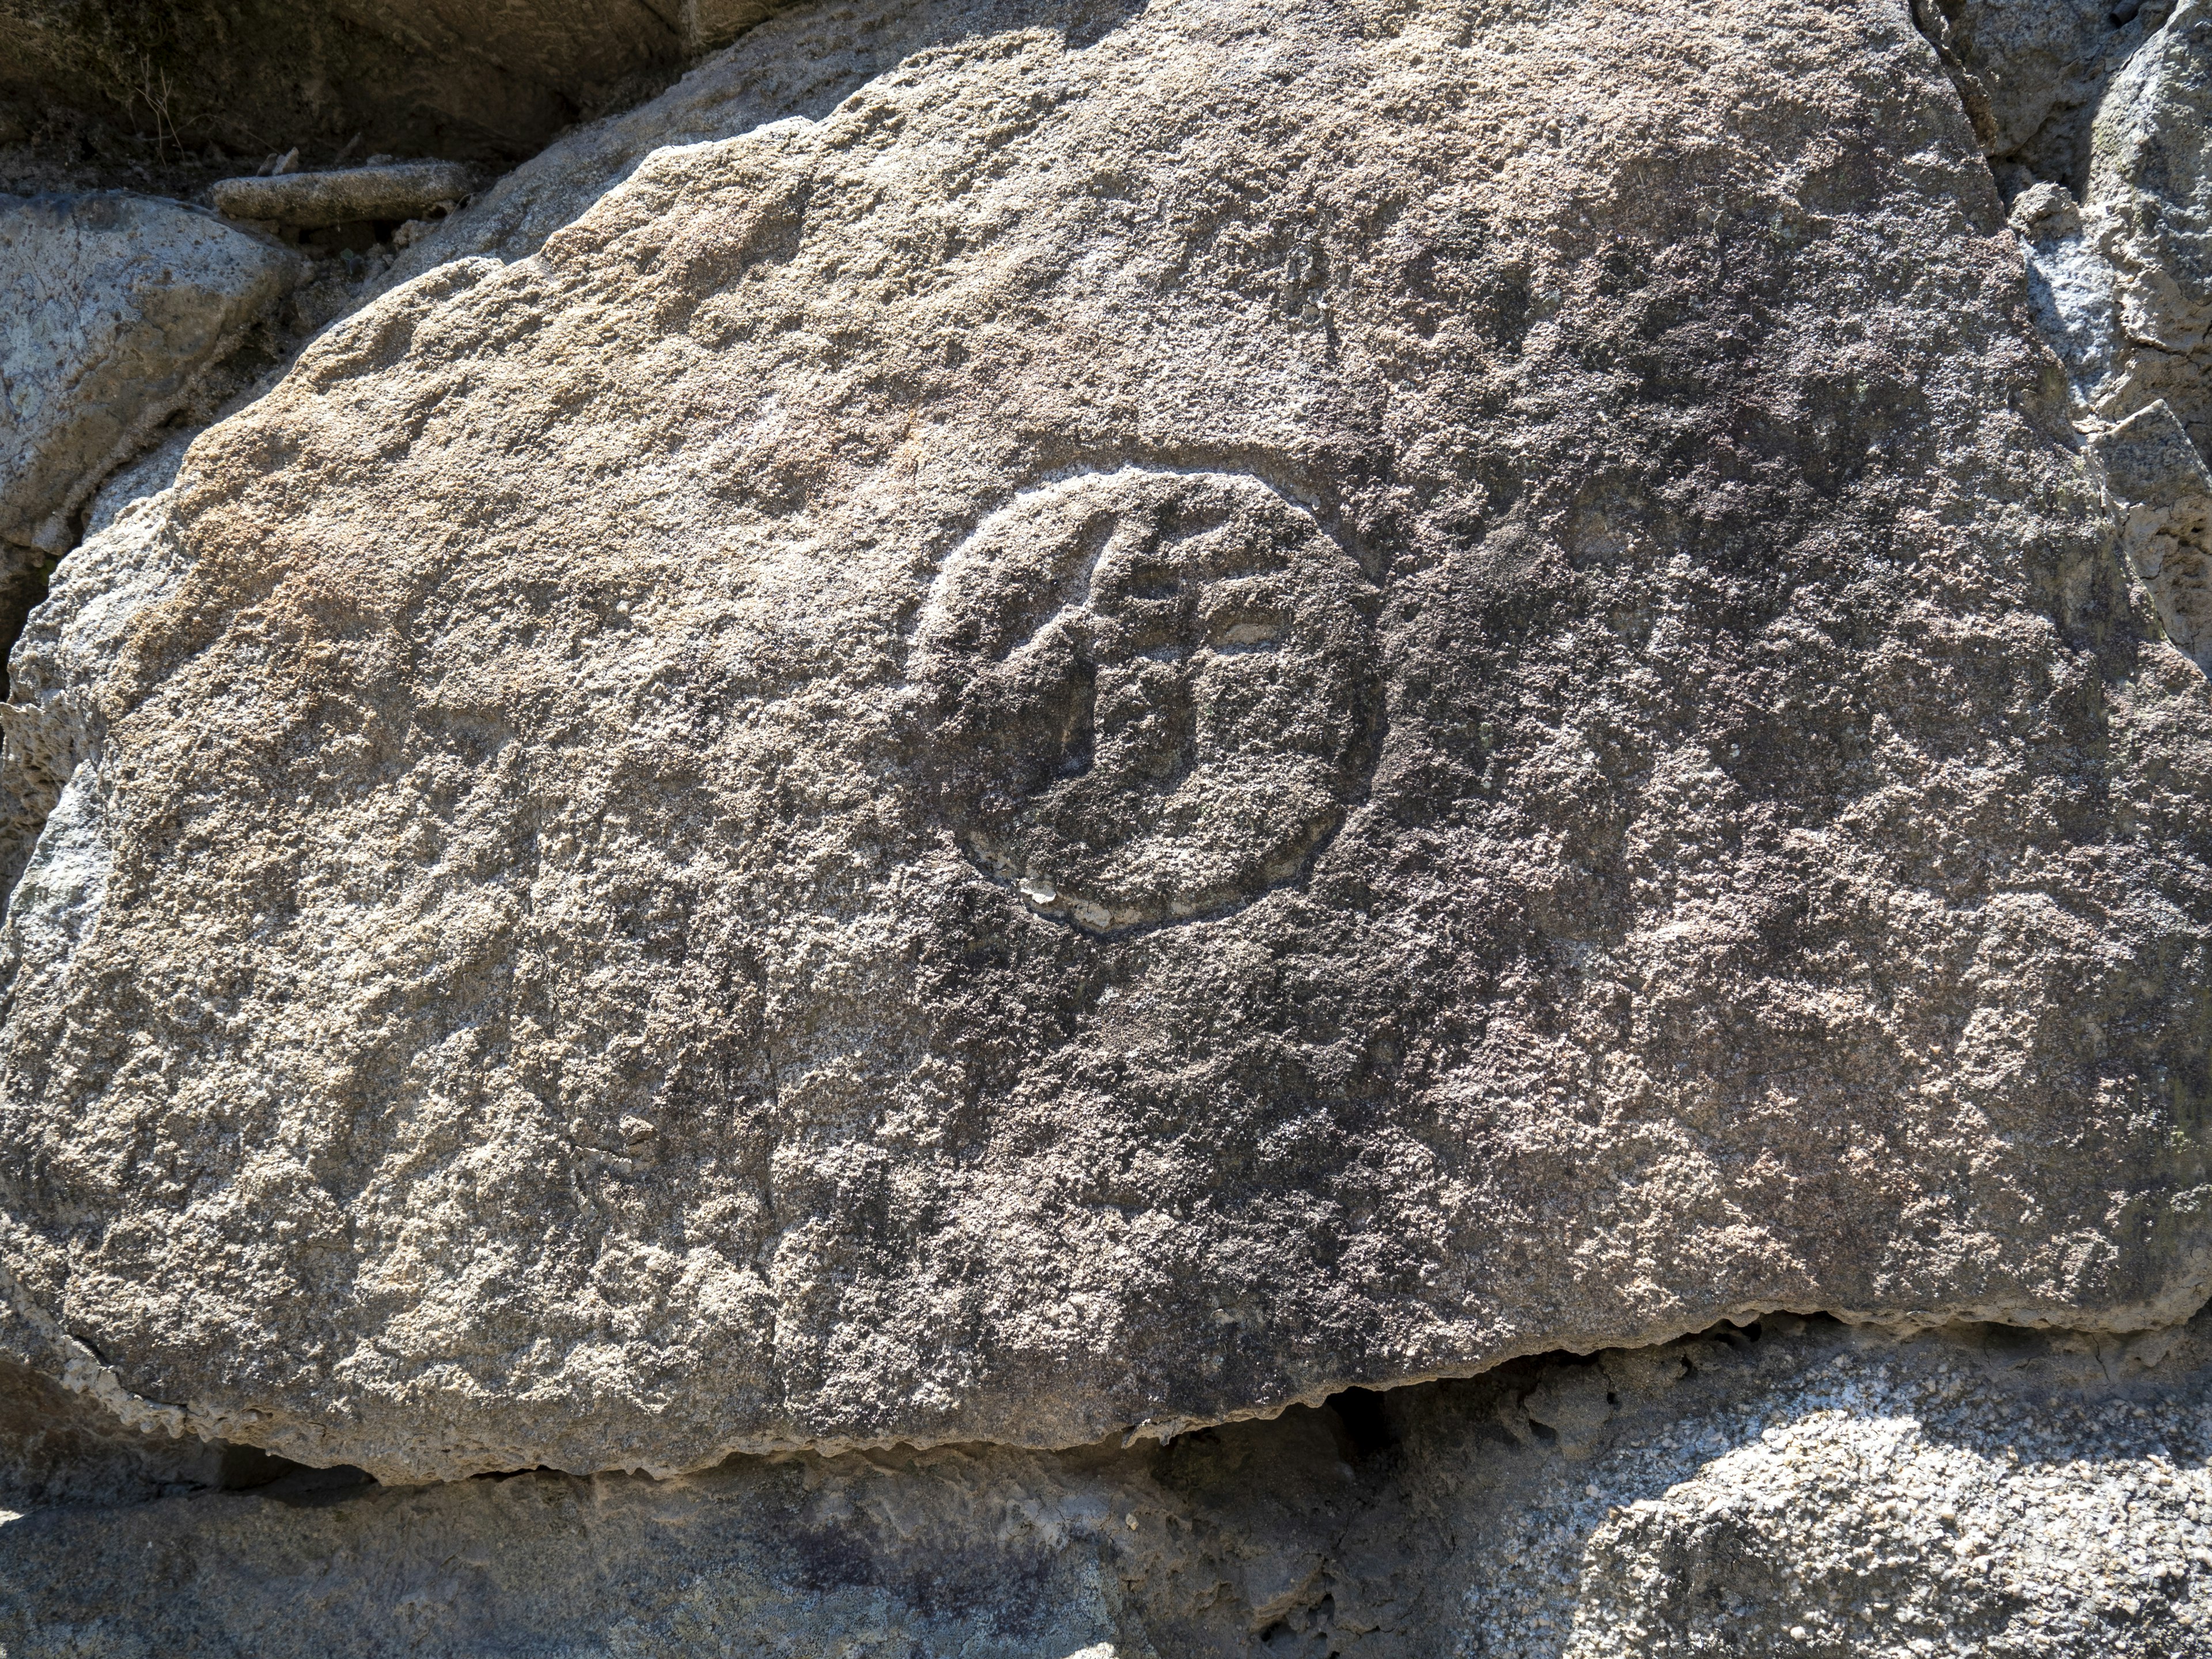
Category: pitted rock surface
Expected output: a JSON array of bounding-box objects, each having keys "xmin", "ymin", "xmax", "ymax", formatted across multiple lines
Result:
[{"xmin": 3, "ymin": 0, "xmax": 2212, "ymax": 1483}]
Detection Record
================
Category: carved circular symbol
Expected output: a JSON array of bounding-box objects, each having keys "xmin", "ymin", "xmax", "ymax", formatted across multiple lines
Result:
[{"xmin": 915, "ymin": 468, "xmax": 1377, "ymax": 931}]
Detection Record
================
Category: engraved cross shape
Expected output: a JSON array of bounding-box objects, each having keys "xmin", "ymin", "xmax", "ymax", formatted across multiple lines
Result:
[{"xmin": 916, "ymin": 468, "xmax": 1376, "ymax": 931}]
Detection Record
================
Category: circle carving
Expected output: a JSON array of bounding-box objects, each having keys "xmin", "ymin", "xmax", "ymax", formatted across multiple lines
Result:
[{"xmin": 915, "ymin": 468, "xmax": 1376, "ymax": 931}]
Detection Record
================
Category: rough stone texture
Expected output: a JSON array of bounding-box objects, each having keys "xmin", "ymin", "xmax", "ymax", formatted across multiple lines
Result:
[
  {"xmin": 373, "ymin": 0, "xmax": 1118, "ymax": 291},
  {"xmin": 2005, "ymin": 0, "xmax": 2210, "ymax": 456},
  {"xmin": 2081, "ymin": 0, "xmax": 2211, "ymax": 463},
  {"xmin": 0, "ymin": 0, "xmax": 795, "ymax": 175},
  {"xmin": 4, "ymin": 1314, "xmax": 2212, "ymax": 1656},
  {"xmin": 2091, "ymin": 401, "xmax": 2212, "ymax": 671},
  {"xmin": 0, "ymin": 191, "xmax": 296, "ymax": 554},
  {"xmin": 0, "ymin": 448, "xmax": 191, "ymax": 908},
  {"xmin": 3, "ymin": 0, "xmax": 2211, "ymax": 1485},
  {"xmin": 1912, "ymin": 0, "xmax": 2173, "ymax": 194}
]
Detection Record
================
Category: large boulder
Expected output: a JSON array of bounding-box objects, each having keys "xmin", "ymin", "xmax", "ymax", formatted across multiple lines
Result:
[
  {"xmin": 1, "ymin": 1313, "xmax": 2207, "ymax": 1656},
  {"xmin": 3, "ymin": 0, "xmax": 2211, "ymax": 1484}
]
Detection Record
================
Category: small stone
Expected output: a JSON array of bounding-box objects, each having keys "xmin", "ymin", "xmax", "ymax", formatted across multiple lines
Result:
[{"xmin": 211, "ymin": 161, "xmax": 474, "ymax": 229}]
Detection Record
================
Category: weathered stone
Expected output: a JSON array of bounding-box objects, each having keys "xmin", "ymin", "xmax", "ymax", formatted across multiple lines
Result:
[
  {"xmin": 2081, "ymin": 0, "xmax": 2212, "ymax": 461},
  {"xmin": 2092, "ymin": 401, "xmax": 2212, "ymax": 668},
  {"xmin": 3, "ymin": 1313, "xmax": 2210, "ymax": 1656},
  {"xmin": 0, "ymin": 191, "xmax": 296, "ymax": 554},
  {"xmin": 209, "ymin": 162, "xmax": 476, "ymax": 230},
  {"xmin": 374, "ymin": 0, "xmax": 1085, "ymax": 289},
  {"xmin": 3, "ymin": 0, "xmax": 2211, "ymax": 1486},
  {"xmin": 1912, "ymin": 0, "xmax": 2168, "ymax": 187},
  {"xmin": 2008, "ymin": 0, "xmax": 2211, "ymax": 456},
  {"xmin": 0, "ymin": 1355, "xmax": 232, "ymax": 1515},
  {"xmin": 688, "ymin": 0, "xmax": 791, "ymax": 54},
  {"xmin": 0, "ymin": 444, "xmax": 190, "ymax": 908}
]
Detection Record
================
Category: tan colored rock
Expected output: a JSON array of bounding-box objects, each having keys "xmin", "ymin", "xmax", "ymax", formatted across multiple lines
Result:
[
  {"xmin": 374, "ymin": 0, "xmax": 1059, "ymax": 288},
  {"xmin": 2, "ymin": 0, "xmax": 2211, "ymax": 1484}
]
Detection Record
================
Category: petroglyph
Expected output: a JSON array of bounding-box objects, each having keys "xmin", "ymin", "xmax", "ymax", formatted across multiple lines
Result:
[{"xmin": 914, "ymin": 469, "xmax": 1376, "ymax": 931}]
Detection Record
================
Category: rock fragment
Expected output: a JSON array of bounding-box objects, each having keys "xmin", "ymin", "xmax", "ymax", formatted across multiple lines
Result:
[
  {"xmin": 2092, "ymin": 400, "xmax": 2212, "ymax": 665},
  {"xmin": 1912, "ymin": 0, "xmax": 2166, "ymax": 184},
  {"xmin": 0, "ymin": 443, "xmax": 194, "ymax": 904},
  {"xmin": 2082, "ymin": 0, "xmax": 2212, "ymax": 460},
  {"xmin": 2009, "ymin": 0, "xmax": 2212, "ymax": 452},
  {"xmin": 209, "ymin": 162, "xmax": 475, "ymax": 229}
]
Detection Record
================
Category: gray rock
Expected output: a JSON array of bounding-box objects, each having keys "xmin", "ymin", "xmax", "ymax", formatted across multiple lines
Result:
[
  {"xmin": 1483, "ymin": 1313, "xmax": 2212, "ymax": 1657},
  {"xmin": 0, "ymin": 191, "xmax": 296, "ymax": 554},
  {"xmin": 3, "ymin": 0, "xmax": 2210, "ymax": 1486},
  {"xmin": 209, "ymin": 162, "xmax": 476, "ymax": 230},
  {"xmin": 0, "ymin": 442, "xmax": 193, "ymax": 905},
  {"xmin": 2092, "ymin": 401, "xmax": 2212, "ymax": 668},
  {"xmin": 0, "ymin": 1356, "xmax": 231, "ymax": 1516},
  {"xmin": 2005, "ymin": 0, "xmax": 2210, "ymax": 455},
  {"xmin": 1912, "ymin": 0, "xmax": 2172, "ymax": 187},
  {"xmin": 2081, "ymin": 0, "xmax": 2212, "ymax": 461},
  {"xmin": 373, "ymin": 0, "xmax": 1065, "ymax": 290},
  {"xmin": 2, "ymin": 1313, "xmax": 2209, "ymax": 1657}
]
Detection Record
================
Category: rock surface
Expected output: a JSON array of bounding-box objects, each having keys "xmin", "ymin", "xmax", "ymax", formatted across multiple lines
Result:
[
  {"xmin": 3, "ymin": 0, "xmax": 2211, "ymax": 1484},
  {"xmin": 0, "ymin": 446, "xmax": 192, "ymax": 912},
  {"xmin": 374, "ymin": 0, "xmax": 1126, "ymax": 290},
  {"xmin": 3, "ymin": 1313, "xmax": 2211, "ymax": 1656},
  {"xmin": 2004, "ymin": 0, "xmax": 2211, "ymax": 460},
  {"xmin": 0, "ymin": 1355, "xmax": 233, "ymax": 1516},
  {"xmin": 2090, "ymin": 400, "xmax": 2212, "ymax": 670},
  {"xmin": 0, "ymin": 191, "xmax": 295, "ymax": 557},
  {"xmin": 1912, "ymin": 0, "xmax": 2171, "ymax": 191}
]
